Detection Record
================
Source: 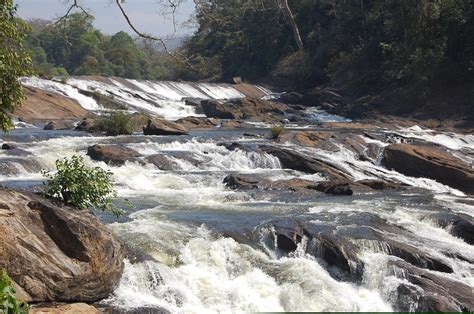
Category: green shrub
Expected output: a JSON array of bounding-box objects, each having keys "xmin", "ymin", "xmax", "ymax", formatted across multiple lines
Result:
[
  {"xmin": 42, "ymin": 155, "xmax": 127, "ymax": 217},
  {"xmin": 95, "ymin": 111, "xmax": 135, "ymax": 136},
  {"xmin": 270, "ymin": 125, "xmax": 284, "ymax": 139},
  {"xmin": 0, "ymin": 270, "xmax": 28, "ymax": 314}
]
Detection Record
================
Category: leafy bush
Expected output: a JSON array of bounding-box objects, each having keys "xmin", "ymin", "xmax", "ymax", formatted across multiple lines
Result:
[
  {"xmin": 42, "ymin": 155, "xmax": 126, "ymax": 217},
  {"xmin": 95, "ymin": 111, "xmax": 135, "ymax": 136},
  {"xmin": 0, "ymin": 270, "xmax": 28, "ymax": 314},
  {"xmin": 270, "ymin": 125, "xmax": 284, "ymax": 139}
]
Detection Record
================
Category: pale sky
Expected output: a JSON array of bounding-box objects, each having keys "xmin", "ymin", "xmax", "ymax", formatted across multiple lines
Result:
[{"xmin": 15, "ymin": 0, "xmax": 196, "ymax": 37}]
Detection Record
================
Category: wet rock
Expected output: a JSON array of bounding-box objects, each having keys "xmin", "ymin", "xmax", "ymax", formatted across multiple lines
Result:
[
  {"xmin": 384, "ymin": 143, "xmax": 474, "ymax": 194},
  {"xmin": 75, "ymin": 118, "xmax": 96, "ymax": 132},
  {"xmin": 217, "ymin": 142, "xmax": 255, "ymax": 152},
  {"xmin": 0, "ymin": 187, "xmax": 124, "ymax": 302},
  {"xmin": 357, "ymin": 179, "xmax": 402, "ymax": 190},
  {"xmin": 388, "ymin": 259, "xmax": 474, "ymax": 312},
  {"xmin": 201, "ymin": 99, "xmax": 236, "ymax": 119},
  {"xmin": 223, "ymin": 174, "xmax": 262, "ymax": 190},
  {"xmin": 310, "ymin": 180, "xmax": 354, "ymax": 195},
  {"xmin": 260, "ymin": 145, "xmax": 348, "ymax": 180},
  {"xmin": 87, "ymin": 144, "xmax": 140, "ymax": 166},
  {"xmin": 43, "ymin": 120, "xmax": 75, "ymax": 130},
  {"xmin": 202, "ymin": 98, "xmax": 288, "ymax": 122},
  {"xmin": 145, "ymin": 153, "xmax": 180, "ymax": 171},
  {"xmin": 0, "ymin": 158, "xmax": 43, "ymax": 176},
  {"xmin": 143, "ymin": 118, "xmax": 189, "ymax": 136},
  {"xmin": 174, "ymin": 116, "xmax": 218, "ymax": 129},
  {"xmin": 422, "ymin": 212, "xmax": 474, "ymax": 245},
  {"xmin": 280, "ymin": 92, "xmax": 304, "ymax": 104},
  {"xmin": 1, "ymin": 143, "xmax": 14, "ymax": 150}
]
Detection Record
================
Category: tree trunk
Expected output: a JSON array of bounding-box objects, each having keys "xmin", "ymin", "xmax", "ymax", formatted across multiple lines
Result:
[{"xmin": 279, "ymin": 0, "xmax": 304, "ymax": 50}]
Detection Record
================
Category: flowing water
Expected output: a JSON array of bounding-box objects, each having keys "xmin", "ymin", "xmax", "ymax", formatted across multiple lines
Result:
[{"xmin": 3, "ymin": 79, "xmax": 474, "ymax": 312}]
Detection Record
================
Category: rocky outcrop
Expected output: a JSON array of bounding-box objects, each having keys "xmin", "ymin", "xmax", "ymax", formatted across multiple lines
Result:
[
  {"xmin": 280, "ymin": 92, "xmax": 304, "ymax": 104},
  {"xmin": 310, "ymin": 180, "xmax": 354, "ymax": 196},
  {"xmin": 14, "ymin": 86, "xmax": 88, "ymax": 122},
  {"xmin": 201, "ymin": 100, "xmax": 236, "ymax": 119},
  {"xmin": 143, "ymin": 118, "xmax": 189, "ymax": 136},
  {"xmin": 145, "ymin": 153, "xmax": 179, "ymax": 171},
  {"xmin": 201, "ymin": 98, "xmax": 288, "ymax": 122},
  {"xmin": 87, "ymin": 144, "xmax": 140, "ymax": 166},
  {"xmin": 0, "ymin": 188, "xmax": 124, "ymax": 302},
  {"xmin": 175, "ymin": 116, "xmax": 219, "ymax": 129},
  {"xmin": 75, "ymin": 118, "xmax": 96, "ymax": 132},
  {"xmin": 260, "ymin": 145, "xmax": 349, "ymax": 180},
  {"xmin": 383, "ymin": 143, "xmax": 474, "ymax": 194}
]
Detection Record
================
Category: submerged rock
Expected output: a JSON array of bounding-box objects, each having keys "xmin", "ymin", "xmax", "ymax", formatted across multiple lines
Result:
[
  {"xmin": 384, "ymin": 143, "xmax": 474, "ymax": 194},
  {"xmin": 143, "ymin": 118, "xmax": 189, "ymax": 136},
  {"xmin": 1, "ymin": 143, "xmax": 15, "ymax": 150},
  {"xmin": 0, "ymin": 187, "xmax": 124, "ymax": 302},
  {"xmin": 87, "ymin": 144, "xmax": 140, "ymax": 166},
  {"xmin": 43, "ymin": 120, "xmax": 75, "ymax": 130}
]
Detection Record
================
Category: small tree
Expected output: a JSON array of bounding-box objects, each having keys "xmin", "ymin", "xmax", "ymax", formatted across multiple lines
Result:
[
  {"xmin": 0, "ymin": 270, "xmax": 28, "ymax": 314},
  {"xmin": 0, "ymin": 1, "xmax": 32, "ymax": 132},
  {"xmin": 95, "ymin": 111, "xmax": 135, "ymax": 136},
  {"xmin": 270, "ymin": 125, "xmax": 284, "ymax": 139},
  {"xmin": 42, "ymin": 155, "xmax": 127, "ymax": 217}
]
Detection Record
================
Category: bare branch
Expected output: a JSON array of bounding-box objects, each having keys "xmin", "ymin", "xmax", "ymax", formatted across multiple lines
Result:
[{"xmin": 114, "ymin": 0, "xmax": 196, "ymax": 69}]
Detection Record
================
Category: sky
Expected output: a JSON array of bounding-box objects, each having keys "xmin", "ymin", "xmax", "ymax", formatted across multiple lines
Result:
[{"xmin": 15, "ymin": 0, "xmax": 196, "ymax": 37}]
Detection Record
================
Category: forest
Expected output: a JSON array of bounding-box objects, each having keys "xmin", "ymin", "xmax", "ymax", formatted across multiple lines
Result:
[{"xmin": 26, "ymin": 1, "xmax": 474, "ymax": 96}]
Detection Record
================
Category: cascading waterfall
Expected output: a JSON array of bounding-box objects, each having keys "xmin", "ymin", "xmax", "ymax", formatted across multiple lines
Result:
[
  {"xmin": 21, "ymin": 76, "xmax": 269, "ymax": 120},
  {"xmin": 1, "ymin": 92, "xmax": 473, "ymax": 312}
]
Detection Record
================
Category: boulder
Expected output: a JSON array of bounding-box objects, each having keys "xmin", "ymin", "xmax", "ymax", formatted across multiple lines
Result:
[
  {"xmin": 43, "ymin": 120, "xmax": 75, "ymax": 130},
  {"xmin": 0, "ymin": 187, "xmax": 124, "ymax": 302},
  {"xmin": 280, "ymin": 92, "xmax": 304, "ymax": 104},
  {"xmin": 87, "ymin": 144, "xmax": 140, "ymax": 166},
  {"xmin": 1, "ymin": 143, "xmax": 15, "ymax": 150},
  {"xmin": 201, "ymin": 99, "xmax": 236, "ymax": 119},
  {"xmin": 143, "ymin": 118, "xmax": 189, "ymax": 136},
  {"xmin": 310, "ymin": 180, "xmax": 354, "ymax": 196},
  {"xmin": 75, "ymin": 118, "xmax": 96, "ymax": 132},
  {"xmin": 383, "ymin": 143, "xmax": 474, "ymax": 194},
  {"xmin": 145, "ymin": 153, "xmax": 179, "ymax": 171},
  {"xmin": 175, "ymin": 116, "xmax": 218, "ymax": 129},
  {"xmin": 388, "ymin": 259, "xmax": 474, "ymax": 312},
  {"xmin": 223, "ymin": 174, "xmax": 262, "ymax": 190},
  {"xmin": 421, "ymin": 212, "xmax": 474, "ymax": 245}
]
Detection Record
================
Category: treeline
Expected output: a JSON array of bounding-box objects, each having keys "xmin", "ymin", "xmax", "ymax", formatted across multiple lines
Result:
[
  {"xmin": 182, "ymin": 0, "xmax": 474, "ymax": 95},
  {"xmin": 26, "ymin": 13, "xmax": 180, "ymax": 80}
]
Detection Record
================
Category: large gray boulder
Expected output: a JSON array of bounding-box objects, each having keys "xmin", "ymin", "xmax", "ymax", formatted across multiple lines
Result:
[{"xmin": 0, "ymin": 187, "xmax": 124, "ymax": 302}]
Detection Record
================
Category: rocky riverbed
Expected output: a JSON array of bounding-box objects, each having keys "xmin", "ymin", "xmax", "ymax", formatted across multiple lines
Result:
[{"xmin": 1, "ymin": 76, "xmax": 473, "ymax": 312}]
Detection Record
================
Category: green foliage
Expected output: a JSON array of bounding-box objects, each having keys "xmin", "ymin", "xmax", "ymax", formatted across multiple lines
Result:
[
  {"xmin": 0, "ymin": 270, "xmax": 28, "ymax": 314},
  {"xmin": 0, "ymin": 0, "xmax": 32, "ymax": 132},
  {"xmin": 270, "ymin": 125, "xmax": 284, "ymax": 139},
  {"xmin": 25, "ymin": 13, "xmax": 181, "ymax": 80},
  {"xmin": 95, "ymin": 111, "xmax": 136, "ymax": 136},
  {"xmin": 185, "ymin": 0, "xmax": 474, "ymax": 93},
  {"xmin": 42, "ymin": 155, "xmax": 126, "ymax": 217}
]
